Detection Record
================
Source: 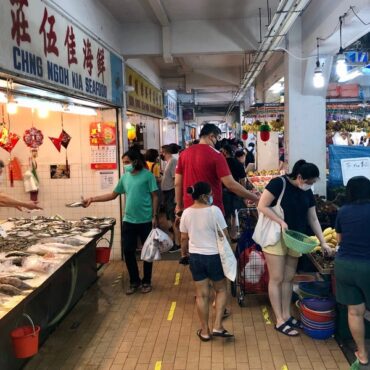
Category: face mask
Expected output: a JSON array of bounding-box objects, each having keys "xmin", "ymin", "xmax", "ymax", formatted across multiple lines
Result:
[
  {"xmin": 160, "ymin": 154, "xmax": 165, "ymax": 161},
  {"xmin": 299, "ymin": 183, "xmax": 312, "ymax": 191},
  {"xmin": 207, "ymin": 195, "xmax": 213, "ymax": 205},
  {"xmin": 124, "ymin": 164, "xmax": 133, "ymax": 173}
]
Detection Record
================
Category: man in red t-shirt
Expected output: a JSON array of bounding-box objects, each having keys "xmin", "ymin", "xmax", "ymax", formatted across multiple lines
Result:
[{"xmin": 175, "ymin": 124, "xmax": 258, "ymax": 215}]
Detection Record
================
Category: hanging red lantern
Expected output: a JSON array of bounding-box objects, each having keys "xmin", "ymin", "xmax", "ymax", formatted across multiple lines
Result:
[
  {"xmin": 259, "ymin": 123, "xmax": 271, "ymax": 142},
  {"xmin": 241, "ymin": 130, "xmax": 248, "ymax": 141}
]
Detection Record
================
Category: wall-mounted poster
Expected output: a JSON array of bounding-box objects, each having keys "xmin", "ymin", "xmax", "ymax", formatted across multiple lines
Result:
[{"xmin": 50, "ymin": 164, "xmax": 70, "ymax": 179}]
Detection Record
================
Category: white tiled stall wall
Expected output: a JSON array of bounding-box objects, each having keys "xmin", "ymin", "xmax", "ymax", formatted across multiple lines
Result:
[{"xmin": 0, "ymin": 105, "xmax": 123, "ymax": 260}]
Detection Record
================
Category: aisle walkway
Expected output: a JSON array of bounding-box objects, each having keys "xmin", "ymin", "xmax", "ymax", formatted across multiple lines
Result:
[{"xmin": 25, "ymin": 261, "xmax": 349, "ymax": 370}]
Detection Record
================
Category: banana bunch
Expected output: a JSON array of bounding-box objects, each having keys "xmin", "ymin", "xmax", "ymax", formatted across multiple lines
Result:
[{"xmin": 310, "ymin": 227, "xmax": 337, "ymax": 252}]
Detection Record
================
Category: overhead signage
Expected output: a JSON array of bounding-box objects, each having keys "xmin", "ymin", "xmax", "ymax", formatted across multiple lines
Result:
[
  {"xmin": 126, "ymin": 66, "xmax": 163, "ymax": 118},
  {"xmin": 164, "ymin": 90, "xmax": 178, "ymax": 122},
  {"xmin": 341, "ymin": 157, "xmax": 370, "ymax": 185},
  {"xmin": 0, "ymin": 0, "xmax": 123, "ymax": 106}
]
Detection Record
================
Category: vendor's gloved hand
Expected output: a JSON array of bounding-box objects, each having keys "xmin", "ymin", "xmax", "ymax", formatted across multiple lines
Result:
[{"xmin": 179, "ymin": 256, "xmax": 189, "ymax": 265}]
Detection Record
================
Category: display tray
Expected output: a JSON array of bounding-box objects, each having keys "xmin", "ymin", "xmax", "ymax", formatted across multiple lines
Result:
[
  {"xmin": 0, "ymin": 217, "xmax": 115, "ymax": 370},
  {"xmin": 307, "ymin": 252, "xmax": 334, "ymax": 275}
]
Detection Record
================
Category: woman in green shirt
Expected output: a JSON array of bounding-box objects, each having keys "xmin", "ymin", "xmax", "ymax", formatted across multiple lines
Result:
[{"xmin": 83, "ymin": 149, "xmax": 158, "ymax": 294}]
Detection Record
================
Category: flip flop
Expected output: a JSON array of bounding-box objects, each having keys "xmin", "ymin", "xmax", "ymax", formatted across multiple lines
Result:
[
  {"xmin": 286, "ymin": 316, "xmax": 303, "ymax": 329},
  {"xmin": 355, "ymin": 351, "xmax": 369, "ymax": 366},
  {"xmin": 275, "ymin": 322, "xmax": 299, "ymax": 337},
  {"xmin": 196, "ymin": 329, "xmax": 211, "ymax": 342},
  {"xmin": 212, "ymin": 329, "xmax": 234, "ymax": 338}
]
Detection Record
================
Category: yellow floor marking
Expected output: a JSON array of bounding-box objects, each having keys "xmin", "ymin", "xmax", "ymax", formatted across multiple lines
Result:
[
  {"xmin": 281, "ymin": 365, "xmax": 288, "ymax": 370},
  {"xmin": 262, "ymin": 306, "xmax": 272, "ymax": 324},
  {"xmin": 167, "ymin": 302, "xmax": 176, "ymax": 321},
  {"xmin": 155, "ymin": 361, "xmax": 162, "ymax": 370},
  {"xmin": 174, "ymin": 273, "xmax": 181, "ymax": 285}
]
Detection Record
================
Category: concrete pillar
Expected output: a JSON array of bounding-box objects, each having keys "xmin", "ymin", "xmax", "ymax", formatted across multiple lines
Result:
[{"xmin": 284, "ymin": 18, "xmax": 327, "ymax": 196}]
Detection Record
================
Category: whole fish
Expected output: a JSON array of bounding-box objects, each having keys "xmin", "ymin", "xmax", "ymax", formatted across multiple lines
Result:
[
  {"xmin": 0, "ymin": 273, "xmax": 35, "ymax": 280},
  {"xmin": 0, "ymin": 277, "xmax": 33, "ymax": 290},
  {"xmin": 5, "ymin": 252, "xmax": 31, "ymax": 258},
  {"xmin": 0, "ymin": 284, "xmax": 23, "ymax": 296}
]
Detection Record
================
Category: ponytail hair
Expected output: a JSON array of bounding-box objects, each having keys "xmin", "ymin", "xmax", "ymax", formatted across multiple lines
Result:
[
  {"xmin": 288, "ymin": 159, "xmax": 320, "ymax": 180},
  {"xmin": 186, "ymin": 182, "xmax": 211, "ymax": 200}
]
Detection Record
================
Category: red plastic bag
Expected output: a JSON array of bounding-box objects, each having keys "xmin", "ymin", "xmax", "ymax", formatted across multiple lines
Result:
[{"xmin": 238, "ymin": 243, "xmax": 269, "ymax": 293}]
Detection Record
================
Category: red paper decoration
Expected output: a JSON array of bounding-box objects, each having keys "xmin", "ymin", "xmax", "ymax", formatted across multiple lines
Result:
[
  {"xmin": 60, "ymin": 129, "xmax": 71, "ymax": 149},
  {"xmin": 23, "ymin": 127, "xmax": 44, "ymax": 149},
  {"xmin": 0, "ymin": 133, "xmax": 20, "ymax": 153},
  {"xmin": 49, "ymin": 136, "xmax": 62, "ymax": 152}
]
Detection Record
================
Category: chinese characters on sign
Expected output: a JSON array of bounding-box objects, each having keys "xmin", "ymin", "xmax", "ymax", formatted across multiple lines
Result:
[
  {"xmin": 4, "ymin": 0, "xmax": 122, "ymax": 104},
  {"xmin": 10, "ymin": 0, "xmax": 31, "ymax": 46},
  {"xmin": 341, "ymin": 157, "xmax": 370, "ymax": 185}
]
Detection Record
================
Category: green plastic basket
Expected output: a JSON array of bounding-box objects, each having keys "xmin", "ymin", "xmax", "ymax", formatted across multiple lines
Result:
[{"xmin": 283, "ymin": 230, "xmax": 318, "ymax": 254}]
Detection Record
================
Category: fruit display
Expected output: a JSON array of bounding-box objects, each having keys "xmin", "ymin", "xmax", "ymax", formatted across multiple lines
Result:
[
  {"xmin": 247, "ymin": 172, "xmax": 279, "ymax": 193},
  {"xmin": 310, "ymin": 227, "xmax": 338, "ymax": 251},
  {"xmin": 247, "ymin": 170, "xmax": 280, "ymax": 176}
]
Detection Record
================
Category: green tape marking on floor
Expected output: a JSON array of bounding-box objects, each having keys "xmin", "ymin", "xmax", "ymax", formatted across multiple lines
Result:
[
  {"xmin": 167, "ymin": 302, "xmax": 176, "ymax": 321},
  {"xmin": 155, "ymin": 361, "xmax": 162, "ymax": 370},
  {"xmin": 262, "ymin": 306, "xmax": 272, "ymax": 324},
  {"xmin": 174, "ymin": 272, "xmax": 180, "ymax": 285}
]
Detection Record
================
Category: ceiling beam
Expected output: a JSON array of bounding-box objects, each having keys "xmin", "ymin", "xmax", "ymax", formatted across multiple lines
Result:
[{"xmin": 147, "ymin": 0, "xmax": 173, "ymax": 63}]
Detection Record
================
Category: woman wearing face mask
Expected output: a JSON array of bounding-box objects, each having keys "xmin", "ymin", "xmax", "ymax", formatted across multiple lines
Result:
[
  {"xmin": 180, "ymin": 182, "xmax": 234, "ymax": 341},
  {"xmin": 82, "ymin": 149, "xmax": 158, "ymax": 295},
  {"xmin": 257, "ymin": 159, "xmax": 332, "ymax": 337}
]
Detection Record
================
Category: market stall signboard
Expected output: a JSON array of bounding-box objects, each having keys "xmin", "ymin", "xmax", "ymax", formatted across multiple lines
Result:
[
  {"xmin": 90, "ymin": 122, "xmax": 117, "ymax": 170},
  {"xmin": 0, "ymin": 0, "xmax": 123, "ymax": 107},
  {"xmin": 164, "ymin": 90, "xmax": 178, "ymax": 122},
  {"xmin": 126, "ymin": 66, "xmax": 163, "ymax": 118},
  {"xmin": 341, "ymin": 157, "xmax": 370, "ymax": 185}
]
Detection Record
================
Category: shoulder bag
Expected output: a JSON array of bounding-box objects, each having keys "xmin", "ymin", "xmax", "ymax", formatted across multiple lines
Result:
[
  {"xmin": 252, "ymin": 176, "xmax": 286, "ymax": 248},
  {"xmin": 211, "ymin": 206, "xmax": 237, "ymax": 281}
]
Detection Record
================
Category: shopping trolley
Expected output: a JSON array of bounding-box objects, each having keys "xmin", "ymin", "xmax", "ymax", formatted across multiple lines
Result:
[{"xmin": 231, "ymin": 207, "xmax": 269, "ymax": 306}]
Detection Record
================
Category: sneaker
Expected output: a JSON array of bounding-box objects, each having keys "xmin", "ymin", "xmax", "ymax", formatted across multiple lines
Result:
[{"xmin": 169, "ymin": 244, "xmax": 181, "ymax": 253}]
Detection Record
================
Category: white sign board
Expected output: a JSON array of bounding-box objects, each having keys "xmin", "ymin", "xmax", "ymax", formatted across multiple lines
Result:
[
  {"xmin": 340, "ymin": 157, "xmax": 370, "ymax": 185},
  {"xmin": 0, "ymin": 0, "xmax": 123, "ymax": 106},
  {"xmin": 257, "ymin": 131, "xmax": 279, "ymax": 171}
]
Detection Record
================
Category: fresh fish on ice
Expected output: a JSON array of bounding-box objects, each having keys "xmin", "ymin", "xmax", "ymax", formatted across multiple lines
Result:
[
  {"xmin": 0, "ymin": 277, "xmax": 33, "ymax": 290},
  {"xmin": 0, "ymin": 272, "xmax": 35, "ymax": 280},
  {"xmin": 0, "ymin": 284, "xmax": 23, "ymax": 296}
]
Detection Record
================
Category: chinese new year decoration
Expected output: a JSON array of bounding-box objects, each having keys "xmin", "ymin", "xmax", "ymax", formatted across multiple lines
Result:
[
  {"xmin": 241, "ymin": 130, "xmax": 248, "ymax": 141},
  {"xmin": 23, "ymin": 127, "xmax": 44, "ymax": 149},
  {"xmin": 127, "ymin": 127, "xmax": 136, "ymax": 141},
  {"xmin": 259, "ymin": 123, "xmax": 271, "ymax": 142}
]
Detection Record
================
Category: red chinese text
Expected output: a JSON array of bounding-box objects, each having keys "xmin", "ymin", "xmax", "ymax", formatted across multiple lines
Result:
[
  {"xmin": 83, "ymin": 38, "xmax": 93, "ymax": 76},
  {"xmin": 39, "ymin": 7, "xmax": 59, "ymax": 57},
  {"xmin": 10, "ymin": 0, "xmax": 31, "ymax": 46},
  {"xmin": 97, "ymin": 48, "xmax": 106, "ymax": 81},
  {"xmin": 64, "ymin": 26, "xmax": 78, "ymax": 67}
]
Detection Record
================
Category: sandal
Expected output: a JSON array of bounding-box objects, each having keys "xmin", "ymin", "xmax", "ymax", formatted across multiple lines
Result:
[
  {"xmin": 286, "ymin": 316, "xmax": 302, "ymax": 329},
  {"xmin": 355, "ymin": 351, "xmax": 369, "ymax": 366},
  {"xmin": 196, "ymin": 329, "xmax": 212, "ymax": 342},
  {"xmin": 275, "ymin": 322, "xmax": 299, "ymax": 337},
  {"xmin": 212, "ymin": 329, "xmax": 234, "ymax": 338},
  {"xmin": 141, "ymin": 284, "xmax": 152, "ymax": 294}
]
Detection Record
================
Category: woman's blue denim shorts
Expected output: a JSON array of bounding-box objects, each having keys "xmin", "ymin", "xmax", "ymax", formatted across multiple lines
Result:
[{"xmin": 189, "ymin": 253, "xmax": 225, "ymax": 282}]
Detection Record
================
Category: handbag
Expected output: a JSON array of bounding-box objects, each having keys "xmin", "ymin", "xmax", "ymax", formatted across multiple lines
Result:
[
  {"xmin": 252, "ymin": 176, "xmax": 286, "ymax": 248},
  {"xmin": 211, "ymin": 206, "xmax": 237, "ymax": 281},
  {"xmin": 141, "ymin": 229, "xmax": 161, "ymax": 262}
]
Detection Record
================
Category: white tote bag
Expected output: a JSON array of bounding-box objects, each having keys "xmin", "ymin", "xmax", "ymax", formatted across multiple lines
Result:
[
  {"xmin": 211, "ymin": 206, "xmax": 237, "ymax": 282},
  {"xmin": 252, "ymin": 177, "xmax": 286, "ymax": 248}
]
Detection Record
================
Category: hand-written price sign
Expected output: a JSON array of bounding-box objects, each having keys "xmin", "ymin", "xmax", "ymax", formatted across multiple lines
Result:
[{"xmin": 340, "ymin": 157, "xmax": 370, "ymax": 185}]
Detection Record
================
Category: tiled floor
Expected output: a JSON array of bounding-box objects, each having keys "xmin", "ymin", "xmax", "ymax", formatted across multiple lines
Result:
[{"xmin": 25, "ymin": 261, "xmax": 350, "ymax": 370}]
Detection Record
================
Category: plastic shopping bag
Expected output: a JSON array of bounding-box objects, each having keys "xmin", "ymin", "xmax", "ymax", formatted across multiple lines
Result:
[
  {"xmin": 141, "ymin": 230, "xmax": 161, "ymax": 262},
  {"xmin": 153, "ymin": 228, "xmax": 173, "ymax": 253}
]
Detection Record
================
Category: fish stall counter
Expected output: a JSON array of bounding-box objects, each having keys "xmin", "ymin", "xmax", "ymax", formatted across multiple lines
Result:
[{"xmin": 0, "ymin": 216, "xmax": 116, "ymax": 370}]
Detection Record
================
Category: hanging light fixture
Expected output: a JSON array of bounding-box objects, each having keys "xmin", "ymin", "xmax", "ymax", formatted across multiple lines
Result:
[
  {"xmin": 313, "ymin": 38, "xmax": 324, "ymax": 89},
  {"xmin": 6, "ymin": 79, "xmax": 17, "ymax": 115},
  {"xmin": 336, "ymin": 16, "xmax": 347, "ymax": 79}
]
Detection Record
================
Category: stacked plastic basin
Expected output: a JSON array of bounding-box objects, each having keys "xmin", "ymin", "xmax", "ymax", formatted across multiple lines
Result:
[{"xmin": 298, "ymin": 282, "xmax": 336, "ymax": 340}]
